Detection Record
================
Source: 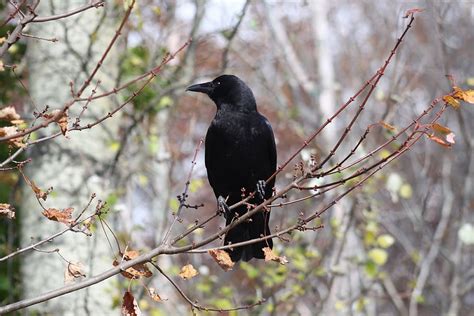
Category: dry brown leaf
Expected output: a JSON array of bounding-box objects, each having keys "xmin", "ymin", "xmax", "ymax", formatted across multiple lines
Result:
[
  {"xmin": 431, "ymin": 123, "xmax": 451, "ymax": 134},
  {"xmin": 427, "ymin": 134, "xmax": 451, "ymax": 148},
  {"xmin": 379, "ymin": 121, "xmax": 396, "ymax": 131},
  {"xmin": 0, "ymin": 126, "xmax": 25, "ymax": 148},
  {"xmin": 122, "ymin": 291, "xmax": 142, "ymax": 316},
  {"xmin": 147, "ymin": 287, "xmax": 166, "ymax": 302},
  {"xmin": 42, "ymin": 207, "xmax": 74, "ymax": 225},
  {"xmin": 263, "ymin": 247, "xmax": 289, "ymax": 265},
  {"xmin": 453, "ymin": 87, "xmax": 474, "ymax": 104},
  {"xmin": 0, "ymin": 106, "xmax": 21, "ymax": 122},
  {"xmin": 0, "ymin": 37, "xmax": 5, "ymax": 45},
  {"xmin": 179, "ymin": 264, "xmax": 198, "ymax": 280},
  {"xmin": 113, "ymin": 250, "xmax": 152, "ymax": 279},
  {"xmin": 30, "ymin": 180, "xmax": 50, "ymax": 201},
  {"xmin": 0, "ymin": 203, "xmax": 15, "ymax": 219},
  {"xmin": 56, "ymin": 111, "xmax": 68, "ymax": 135},
  {"xmin": 443, "ymin": 95, "xmax": 460, "ymax": 109},
  {"xmin": 43, "ymin": 109, "xmax": 69, "ymax": 135},
  {"xmin": 208, "ymin": 249, "xmax": 234, "ymax": 271},
  {"xmin": 64, "ymin": 261, "xmax": 86, "ymax": 284}
]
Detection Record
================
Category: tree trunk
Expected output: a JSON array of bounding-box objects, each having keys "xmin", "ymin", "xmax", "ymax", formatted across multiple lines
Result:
[{"xmin": 21, "ymin": 1, "xmax": 120, "ymax": 314}]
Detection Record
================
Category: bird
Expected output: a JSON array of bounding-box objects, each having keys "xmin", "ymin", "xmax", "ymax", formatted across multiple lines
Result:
[{"xmin": 186, "ymin": 74, "xmax": 277, "ymax": 262}]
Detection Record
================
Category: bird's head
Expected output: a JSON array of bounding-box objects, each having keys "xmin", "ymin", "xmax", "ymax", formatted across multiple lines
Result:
[{"xmin": 186, "ymin": 74, "xmax": 257, "ymax": 112}]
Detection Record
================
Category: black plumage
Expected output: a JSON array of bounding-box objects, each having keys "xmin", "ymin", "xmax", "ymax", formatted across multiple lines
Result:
[{"xmin": 186, "ymin": 74, "xmax": 277, "ymax": 262}]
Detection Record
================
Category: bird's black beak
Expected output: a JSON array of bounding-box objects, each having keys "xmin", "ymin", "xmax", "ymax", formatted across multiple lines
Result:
[{"xmin": 186, "ymin": 81, "xmax": 214, "ymax": 95}]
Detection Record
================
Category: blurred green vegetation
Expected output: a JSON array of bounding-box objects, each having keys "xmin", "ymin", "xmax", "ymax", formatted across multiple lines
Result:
[{"xmin": 0, "ymin": 2, "xmax": 27, "ymax": 304}]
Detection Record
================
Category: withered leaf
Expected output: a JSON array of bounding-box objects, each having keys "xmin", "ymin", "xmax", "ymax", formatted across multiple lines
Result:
[
  {"xmin": 31, "ymin": 180, "xmax": 50, "ymax": 201},
  {"xmin": 453, "ymin": 87, "xmax": 474, "ymax": 104},
  {"xmin": 0, "ymin": 203, "xmax": 15, "ymax": 219},
  {"xmin": 443, "ymin": 95, "xmax": 460, "ymax": 109},
  {"xmin": 0, "ymin": 106, "xmax": 21, "ymax": 122},
  {"xmin": 122, "ymin": 291, "xmax": 142, "ymax": 316},
  {"xmin": 263, "ymin": 247, "xmax": 289, "ymax": 265},
  {"xmin": 178, "ymin": 264, "xmax": 198, "ymax": 280},
  {"xmin": 431, "ymin": 123, "xmax": 451, "ymax": 134},
  {"xmin": 427, "ymin": 134, "xmax": 451, "ymax": 148},
  {"xmin": 42, "ymin": 207, "xmax": 74, "ymax": 225},
  {"xmin": 379, "ymin": 121, "xmax": 396, "ymax": 131},
  {"xmin": 208, "ymin": 249, "xmax": 234, "ymax": 271},
  {"xmin": 147, "ymin": 287, "xmax": 166, "ymax": 302},
  {"xmin": 0, "ymin": 126, "xmax": 25, "ymax": 148},
  {"xmin": 64, "ymin": 261, "xmax": 86, "ymax": 284},
  {"xmin": 113, "ymin": 250, "xmax": 152, "ymax": 279},
  {"xmin": 43, "ymin": 109, "xmax": 68, "ymax": 135}
]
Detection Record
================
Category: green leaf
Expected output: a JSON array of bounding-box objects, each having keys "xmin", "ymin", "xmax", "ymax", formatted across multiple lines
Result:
[
  {"xmin": 158, "ymin": 95, "xmax": 173, "ymax": 109},
  {"xmin": 377, "ymin": 234, "xmax": 395, "ymax": 248},
  {"xmin": 365, "ymin": 260, "xmax": 378, "ymax": 278},
  {"xmin": 354, "ymin": 298, "xmax": 367, "ymax": 312},
  {"xmin": 138, "ymin": 174, "xmax": 148, "ymax": 186},
  {"xmin": 169, "ymin": 198, "xmax": 179, "ymax": 212},
  {"xmin": 189, "ymin": 179, "xmax": 204, "ymax": 193},
  {"xmin": 458, "ymin": 223, "xmax": 474, "ymax": 245},
  {"xmin": 416, "ymin": 295, "xmax": 425, "ymax": 304},
  {"xmin": 335, "ymin": 300, "xmax": 346, "ymax": 311},
  {"xmin": 108, "ymin": 141, "xmax": 120, "ymax": 152},
  {"xmin": 368, "ymin": 248, "xmax": 388, "ymax": 266},
  {"xmin": 399, "ymin": 184, "xmax": 413, "ymax": 199},
  {"xmin": 240, "ymin": 262, "xmax": 259, "ymax": 279}
]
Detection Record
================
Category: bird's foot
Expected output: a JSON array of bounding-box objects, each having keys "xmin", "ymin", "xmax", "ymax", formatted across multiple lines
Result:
[
  {"xmin": 256, "ymin": 180, "xmax": 266, "ymax": 200},
  {"xmin": 217, "ymin": 196, "xmax": 230, "ymax": 219}
]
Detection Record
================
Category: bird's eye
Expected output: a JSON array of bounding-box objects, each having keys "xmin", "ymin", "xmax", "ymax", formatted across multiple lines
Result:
[{"xmin": 216, "ymin": 81, "xmax": 221, "ymax": 85}]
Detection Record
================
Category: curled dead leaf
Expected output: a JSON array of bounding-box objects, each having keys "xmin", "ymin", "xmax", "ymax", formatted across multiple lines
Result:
[
  {"xmin": 0, "ymin": 203, "xmax": 15, "ymax": 219},
  {"xmin": 0, "ymin": 106, "xmax": 21, "ymax": 122},
  {"xmin": 42, "ymin": 207, "xmax": 74, "ymax": 225},
  {"xmin": 263, "ymin": 247, "xmax": 289, "ymax": 265},
  {"xmin": 113, "ymin": 250, "xmax": 152, "ymax": 279},
  {"xmin": 0, "ymin": 126, "xmax": 25, "ymax": 148},
  {"xmin": 427, "ymin": 134, "xmax": 451, "ymax": 148},
  {"xmin": 443, "ymin": 95, "xmax": 460, "ymax": 109},
  {"xmin": 64, "ymin": 261, "xmax": 86, "ymax": 284},
  {"xmin": 379, "ymin": 121, "xmax": 396, "ymax": 131},
  {"xmin": 147, "ymin": 287, "xmax": 166, "ymax": 302},
  {"xmin": 431, "ymin": 123, "xmax": 451, "ymax": 134},
  {"xmin": 30, "ymin": 180, "xmax": 51, "ymax": 201},
  {"xmin": 453, "ymin": 87, "xmax": 474, "ymax": 104},
  {"xmin": 208, "ymin": 249, "xmax": 234, "ymax": 271},
  {"xmin": 179, "ymin": 264, "xmax": 198, "ymax": 280},
  {"xmin": 43, "ymin": 109, "xmax": 68, "ymax": 135},
  {"xmin": 122, "ymin": 291, "xmax": 142, "ymax": 316}
]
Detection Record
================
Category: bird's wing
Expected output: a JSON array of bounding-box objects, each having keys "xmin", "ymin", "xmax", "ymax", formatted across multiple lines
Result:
[
  {"xmin": 263, "ymin": 116, "xmax": 277, "ymax": 180},
  {"xmin": 205, "ymin": 123, "xmax": 217, "ymax": 190}
]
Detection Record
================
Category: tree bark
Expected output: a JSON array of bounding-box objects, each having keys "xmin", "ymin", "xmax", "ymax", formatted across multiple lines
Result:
[{"xmin": 21, "ymin": 1, "xmax": 120, "ymax": 314}]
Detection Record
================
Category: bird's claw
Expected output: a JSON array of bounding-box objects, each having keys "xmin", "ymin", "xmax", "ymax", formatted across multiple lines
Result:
[
  {"xmin": 217, "ymin": 196, "xmax": 230, "ymax": 219},
  {"xmin": 256, "ymin": 180, "xmax": 266, "ymax": 200}
]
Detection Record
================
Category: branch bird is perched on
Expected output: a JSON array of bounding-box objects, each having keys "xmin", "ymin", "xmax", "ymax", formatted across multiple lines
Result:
[{"xmin": 187, "ymin": 75, "xmax": 277, "ymax": 262}]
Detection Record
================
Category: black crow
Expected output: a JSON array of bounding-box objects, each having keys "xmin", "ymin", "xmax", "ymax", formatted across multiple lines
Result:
[{"xmin": 186, "ymin": 74, "xmax": 277, "ymax": 262}]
